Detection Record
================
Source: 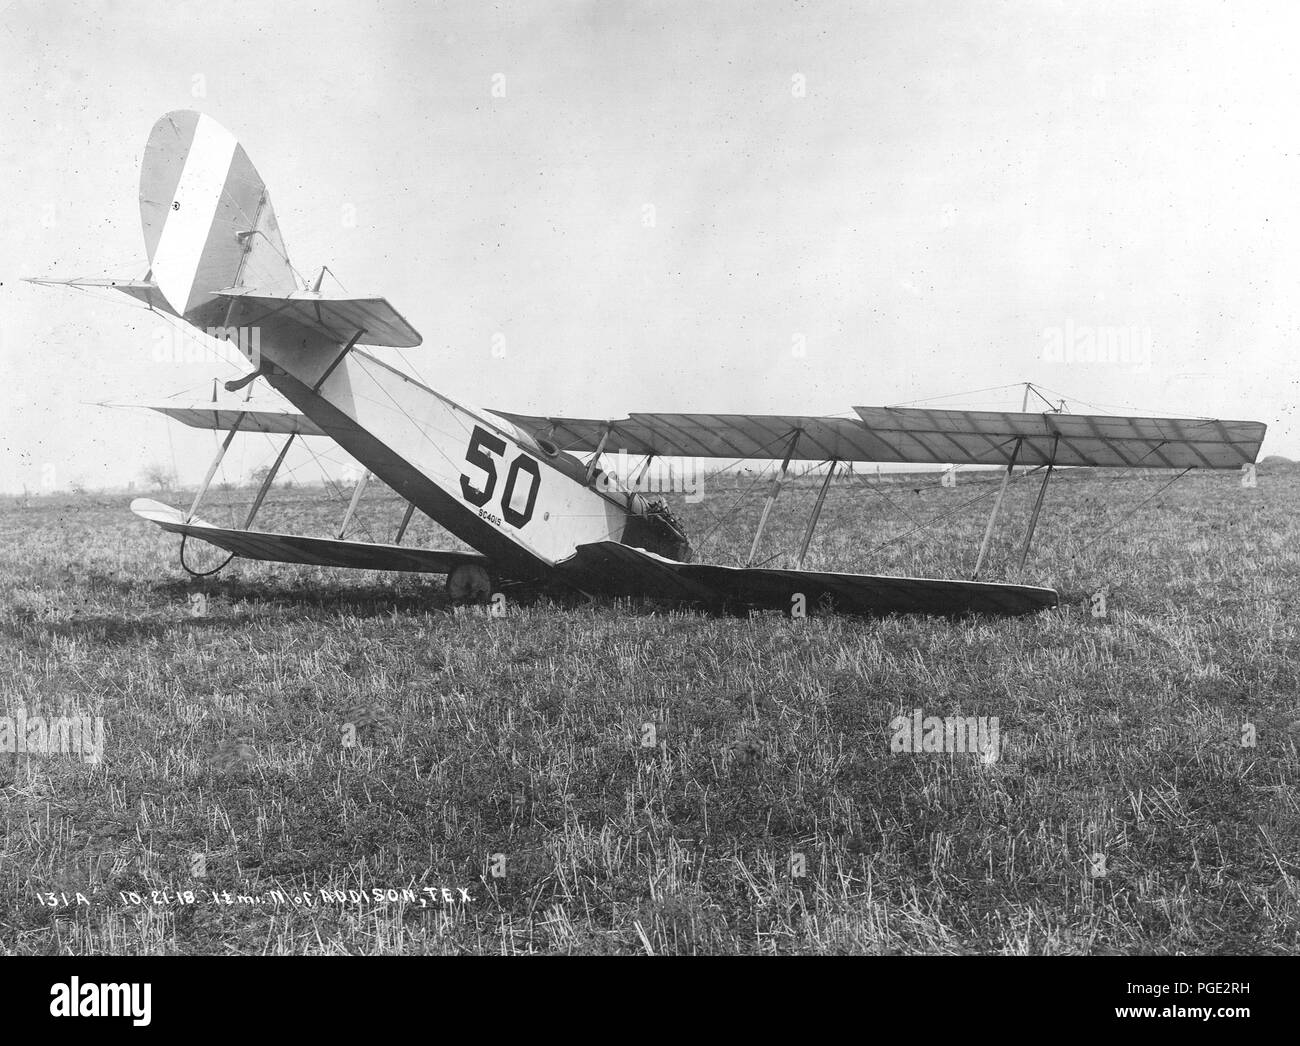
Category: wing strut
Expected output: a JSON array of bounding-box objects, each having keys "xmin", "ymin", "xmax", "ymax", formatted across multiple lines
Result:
[
  {"xmin": 631, "ymin": 452, "xmax": 656, "ymax": 488},
  {"xmin": 313, "ymin": 329, "xmax": 366, "ymax": 392},
  {"xmin": 586, "ymin": 424, "xmax": 614, "ymax": 482},
  {"xmin": 393, "ymin": 500, "xmax": 417, "ymax": 545},
  {"xmin": 746, "ymin": 429, "xmax": 801, "ymax": 567},
  {"xmin": 972, "ymin": 437, "xmax": 1022, "ymax": 579},
  {"xmin": 970, "ymin": 382, "xmax": 1035, "ymax": 578},
  {"xmin": 243, "ymin": 431, "xmax": 296, "ymax": 528},
  {"xmin": 1019, "ymin": 464, "xmax": 1054, "ymax": 568},
  {"xmin": 1017, "ymin": 434, "xmax": 1059, "ymax": 568},
  {"xmin": 338, "ymin": 470, "xmax": 372, "ymax": 539},
  {"xmin": 796, "ymin": 460, "xmax": 837, "ymax": 569},
  {"xmin": 190, "ymin": 410, "xmax": 247, "ymax": 519}
]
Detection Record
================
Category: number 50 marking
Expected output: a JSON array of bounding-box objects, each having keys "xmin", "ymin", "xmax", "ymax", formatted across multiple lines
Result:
[{"xmin": 460, "ymin": 425, "xmax": 541, "ymax": 528}]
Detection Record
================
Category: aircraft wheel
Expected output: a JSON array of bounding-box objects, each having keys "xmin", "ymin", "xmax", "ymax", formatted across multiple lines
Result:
[{"xmin": 446, "ymin": 564, "xmax": 493, "ymax": 605}]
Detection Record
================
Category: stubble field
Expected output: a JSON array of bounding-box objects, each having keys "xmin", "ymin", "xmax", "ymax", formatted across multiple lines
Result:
[{"xmin": 1, "ymin": 464, "xmax": 1297, "ymax": 954}]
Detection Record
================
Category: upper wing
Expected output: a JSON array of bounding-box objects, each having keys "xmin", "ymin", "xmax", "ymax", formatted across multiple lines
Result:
[
  {"xmin": 556, "ymin": 541, "xmax": 1057, "ymax": 616},
  {"xmin": 131, "ymin": 499, "xmax": 487, "ymax": 575},
  {"xmin": 850, "ymin": 407, "xmax": 1264, "ymax": 469},
  {"xmin": 491, "ymin": 407, "xmax": 1266, "ymax": 469},
  {"xmin": 116, "ymin": 401, "xmax": 328, "ymax": 437},
  {"xmin": 488, "ymin": 411, "xmax": 894, "ymax": 462}
]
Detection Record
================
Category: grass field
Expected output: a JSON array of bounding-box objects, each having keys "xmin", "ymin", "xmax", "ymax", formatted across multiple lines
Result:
[{"xmin": 1, "ymin": 464, "xmax": 1297, "ymax": 954}]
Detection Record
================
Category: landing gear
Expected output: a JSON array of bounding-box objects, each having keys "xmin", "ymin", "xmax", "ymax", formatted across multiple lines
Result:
[{"xmin": 446, "ymin": 563, "xmax": 493, "ymax": 604}]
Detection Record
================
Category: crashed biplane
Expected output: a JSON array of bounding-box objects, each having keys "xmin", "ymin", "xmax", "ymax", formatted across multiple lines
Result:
[{"xmin": 29, "ymin": 111, "xmax": 1267, "ymax": 616}]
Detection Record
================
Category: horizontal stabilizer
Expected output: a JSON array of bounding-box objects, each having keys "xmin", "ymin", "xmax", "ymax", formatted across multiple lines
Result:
[
  {"xmin": 216, "ymin": 291, "xmax": 422, "ymax": 348},
  {"xmin": 131, "ymin": 499, "xmax": 487, "ymax": 574},
  {"xmin": 557, "ymin": 541, "xmax": 1058, "ymax": 616}
]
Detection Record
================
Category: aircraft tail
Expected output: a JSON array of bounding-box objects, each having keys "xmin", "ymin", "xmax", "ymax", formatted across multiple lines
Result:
[
  {"xmin": 32, "ymin": 111, "xmax": 421, "ymax": 352},
  {"xmin": 139, "ymin": 110, "xmax": 299, "ymax": 324}
]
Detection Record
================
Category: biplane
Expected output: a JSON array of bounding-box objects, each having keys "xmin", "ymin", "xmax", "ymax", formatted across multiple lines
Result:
[{"xmin": 28, "ymin": 111, "xmax": 1268, "ymax": 616}]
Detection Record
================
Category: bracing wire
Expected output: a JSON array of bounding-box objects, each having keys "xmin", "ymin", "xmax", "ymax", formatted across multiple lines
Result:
[{"xmin": 1072, "ymin": 467, "xmax": 1194, "ymax": 558}]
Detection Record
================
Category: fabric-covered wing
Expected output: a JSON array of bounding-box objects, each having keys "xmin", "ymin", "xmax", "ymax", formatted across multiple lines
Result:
[
  {"xmin": 492, "ymin": 407, "xmax": 1265, "ymax": 469},
  {"xmin": 122, "ymin": 402, "xmax": 327, "ymax": 436},
  {"xmin": 851, "ymin": 407, "xmax": 1265, "ymax": 469},
  {"xmin": 131, "ymin": 499, "xmax": 487, "ymax": 574},
  {"xmin": 215, "ymin": 291, "xmax": 422, "ymax": 348},
  {"xmin": 556, "ymin": 541, "xmax": 1058, "ymax": 617},
  {"xmin": 487, "ymin": 411, "xmax": 899, "ymax": 462}
]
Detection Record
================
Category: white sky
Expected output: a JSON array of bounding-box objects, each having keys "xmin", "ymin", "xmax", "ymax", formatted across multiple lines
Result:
[{"xmin": 3, "ymin": 0, "xmax": 1299, "ymax": 493}]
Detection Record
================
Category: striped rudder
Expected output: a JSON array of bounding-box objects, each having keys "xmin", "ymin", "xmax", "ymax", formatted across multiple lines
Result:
[{"xmin": 139, "ymin": 110, "xmax": 298, "ymax": 324}]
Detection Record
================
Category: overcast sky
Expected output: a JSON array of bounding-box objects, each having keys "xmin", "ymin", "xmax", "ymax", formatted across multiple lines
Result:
[{"xmin": 3, "ymin": 0, "xmax": 1298, "ymax": 493}]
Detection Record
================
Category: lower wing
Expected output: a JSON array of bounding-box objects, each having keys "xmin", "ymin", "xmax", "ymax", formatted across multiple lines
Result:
[
  {"xmin": 131, "ymin": 499, "xmax": 488, "ymax": 575},
  {"xmin": 557, "ymin": 541, "xmax": 1058, "ymax": 616}
]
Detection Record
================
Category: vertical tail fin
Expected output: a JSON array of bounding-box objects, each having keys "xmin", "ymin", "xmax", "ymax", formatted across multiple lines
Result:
[{"xmin": 140, "ymin": 110, "xmax": 298, "ymax": 324}]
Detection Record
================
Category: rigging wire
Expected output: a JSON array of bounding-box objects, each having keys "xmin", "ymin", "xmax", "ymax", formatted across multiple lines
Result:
[
  {"xmin": 693, "ymin": 460, "xmax": 780, "ymax": 564},
  {"xmin": 860, "ymin": 464, "xmax": 1049, "ymax": 560},
  {"xmin": 1071, "ymin": 467, "xmax": 1194, "ymax": 559},
  {"xmin": 297, "ymin": 437, "xmax": 378, "ymax": 543},
  {"xmin": 847, "ymin": 469, "xmax": 928, "ymax": 530},
  {"xmin": 213, "ymin": 171, "xmax": 311, "ymax": 290},
  {"xmin": 885, "ymin": 383, "xmax": 1029, "ymax": 408},
  {"xmin": 1030, "ymin": 382, "xmax": 1214, "ymax": 421}
]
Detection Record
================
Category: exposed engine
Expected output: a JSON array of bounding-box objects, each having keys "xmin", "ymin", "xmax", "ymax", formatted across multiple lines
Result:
[{"xmin": 621, "ymin": 494, "xmax": 693, "ymax": 562}]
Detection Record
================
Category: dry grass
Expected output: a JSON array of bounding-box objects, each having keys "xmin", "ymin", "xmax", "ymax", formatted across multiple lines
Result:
[{"xmin": 0, "ymin": 465, "xmax": 1297, "ymax": 954}]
